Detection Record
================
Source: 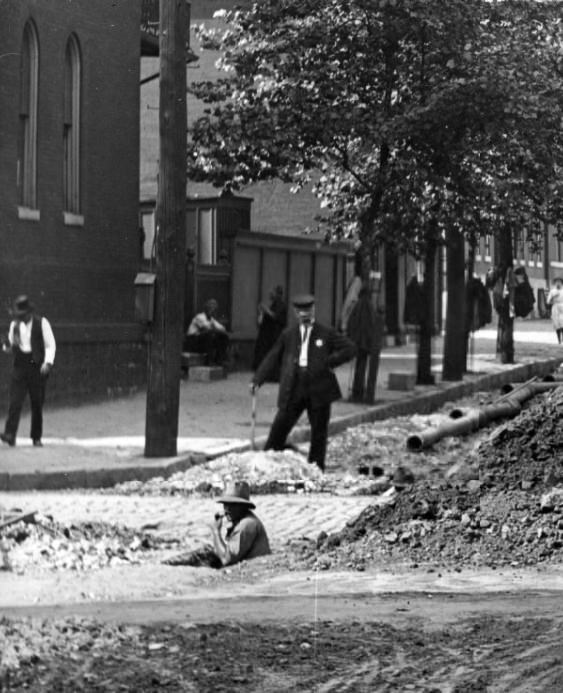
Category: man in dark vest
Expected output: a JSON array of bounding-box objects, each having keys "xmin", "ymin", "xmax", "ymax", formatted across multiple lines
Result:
[
  {"xmin": 251, "ymin": 294, "xmax": 356, "ymax": 471},
  {"xmin": 1, "ymin": 295, "xmax": 56, "ymax": 447}
]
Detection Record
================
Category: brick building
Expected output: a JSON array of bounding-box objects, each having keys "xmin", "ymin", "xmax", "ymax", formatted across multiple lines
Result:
[{"xmin": 0, "ymin": 1, "xmax": 145, "ymax": 407}]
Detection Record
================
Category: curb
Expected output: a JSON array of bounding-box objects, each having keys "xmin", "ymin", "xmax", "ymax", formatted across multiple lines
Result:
[
  {"xmin": 0, "ymin": 453, "xmax": 207, "ymax": 493},
  {"xmin": 284, "ymin": 356, "xmax": 563, "ymax": 447},
  {"xmin": 1, "ymin": 357, "xmax": 561, "ymax": 491}
]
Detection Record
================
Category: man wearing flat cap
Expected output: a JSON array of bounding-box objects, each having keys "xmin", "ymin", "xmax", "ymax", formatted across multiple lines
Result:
[
  {"xmin": 1, "ymin": 295, "xmax": 56, "ymax": 447},
  {"xmin": 251, "ymin": 294, "xmax": 356, "ymax": 471}
]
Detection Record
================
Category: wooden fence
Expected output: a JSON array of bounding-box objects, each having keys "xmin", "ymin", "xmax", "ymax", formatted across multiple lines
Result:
[{"xmin": 230, "ymin": 231, "xmax": 354, "ymax": 357}]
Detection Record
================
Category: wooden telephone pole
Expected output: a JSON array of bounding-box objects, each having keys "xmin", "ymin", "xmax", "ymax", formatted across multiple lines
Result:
[{"xmin": 145, "ymin": 0, "xmax": 188, "ymax": 457}]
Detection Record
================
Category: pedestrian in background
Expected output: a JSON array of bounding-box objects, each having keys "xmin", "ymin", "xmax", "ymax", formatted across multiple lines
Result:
[
  {"xmin": 1, "ymin": 295, "xmax": 56, "ymax": 447},
  {"xmin": 346, "ymin": 286, "xmax": 385, "ymax": 404},
  {"xmin": 546, "ymin": 277, "xmax": 563, "ymax": 344},
  {"xmin": 252, "ymin": 285, "xmax": 287, "ymax": 379},
  {"xmin": 251, "ymin": 294, "xmax": 356, "ymax": 471}
]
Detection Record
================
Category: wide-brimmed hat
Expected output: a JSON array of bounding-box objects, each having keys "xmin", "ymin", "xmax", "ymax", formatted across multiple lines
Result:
[
  {"xmin": 292, "ymin": 293, "xmax": 315, "ymax": 309},
  {"xmin": 217, "ymin": 480, "xmax": 255, "ymax": 508},
  {"xmin": 13, "ymin": 295, "xmax": 34, "ymax": 317}
]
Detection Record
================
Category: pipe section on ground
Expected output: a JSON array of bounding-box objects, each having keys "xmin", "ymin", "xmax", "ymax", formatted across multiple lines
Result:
[{"xmin": 406, "ymin": 376, "xmax": 562, "ymax": 452}]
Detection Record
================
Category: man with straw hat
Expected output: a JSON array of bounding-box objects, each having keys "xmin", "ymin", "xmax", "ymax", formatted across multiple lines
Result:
[
  {"xmin": 164, "ymin": 480, "xmax": 270, "ymax": 568},
  {"xmin": 210, "ymin": 480, "xmax": 270, "ymax": 566}
]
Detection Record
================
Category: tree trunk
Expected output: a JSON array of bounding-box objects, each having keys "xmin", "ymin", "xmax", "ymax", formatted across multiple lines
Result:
[
  {"xmin": 417, "ymin": 232, "xmax": 437, "ymax": 385},
  {"xmin": 145, "ymin": 0, "xmax": 188, "ymax": 457},
  {"xmin": 495, "ymin": 228, "xmax": 515, "ymax": 364},
  {"xmin": 497, "ymin": 309, "xmax": 515, "ymax": 364},
  {"xmin": 350, "ymin": 242, "xmax": 384, "ymax": 404},
  {"xmin": 442, "ymin": 227, "xmax": 467, "ymax": 380}
]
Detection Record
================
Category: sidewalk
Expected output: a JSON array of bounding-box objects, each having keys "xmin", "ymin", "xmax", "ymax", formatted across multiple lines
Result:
[{"xmin": 0, "ymin": 319, "xmax": 561, "ymax": 491}]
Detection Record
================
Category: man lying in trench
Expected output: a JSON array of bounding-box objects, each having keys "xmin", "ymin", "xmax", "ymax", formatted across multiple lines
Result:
[{"xmin": 163, "ymin": 480, "xmax": 271, "ymax": 569}]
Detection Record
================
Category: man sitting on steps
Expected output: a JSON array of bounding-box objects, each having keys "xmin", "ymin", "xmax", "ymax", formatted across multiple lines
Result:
[{"xmin": 185, "ymin": 298, "xmax": 230, "ymax": 367}]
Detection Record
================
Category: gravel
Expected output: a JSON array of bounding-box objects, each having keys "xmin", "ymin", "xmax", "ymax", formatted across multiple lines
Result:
[
  {"xmin": 287, "ymin": 387, "xmax": 563, "ymax": 571},
  {"xmin": 2, "ymin": 384, "xmax": 561, "ymax": 576}
]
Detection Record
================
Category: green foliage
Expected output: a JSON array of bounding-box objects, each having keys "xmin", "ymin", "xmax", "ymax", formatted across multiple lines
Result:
[{"xmin": 188, "ymin": 0, "xmax": 563, "ymax": 253}]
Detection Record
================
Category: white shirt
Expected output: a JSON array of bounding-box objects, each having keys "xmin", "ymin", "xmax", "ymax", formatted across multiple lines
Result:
[
  {"xmin": 298, "ymin": 323, "xmax": 312, "ymax": 367},
  {"xmin": 187, "ymin": 311, "xmax": 227, "ymax": 336},
  {"xmin": 8, "ymin": 317, "xmax": 56, "ymax": 365}
]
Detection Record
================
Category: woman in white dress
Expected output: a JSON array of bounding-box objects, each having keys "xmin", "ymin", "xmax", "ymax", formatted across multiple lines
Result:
[{"xmin": 546, "ymin": 277, "xmax": 563, "ymax": 344}]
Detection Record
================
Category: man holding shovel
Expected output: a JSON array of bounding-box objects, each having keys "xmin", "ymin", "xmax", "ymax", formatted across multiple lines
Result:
[{"xmin": 250, "ymin": 294, "xmax": 356, "ymax": 471}]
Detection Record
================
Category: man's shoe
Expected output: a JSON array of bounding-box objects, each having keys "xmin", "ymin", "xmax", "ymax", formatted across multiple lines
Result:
[
  {"xmin": 32, "ymin": 439, "xmax": 43, "ymax": 447},
  {"xmin": 0, "ymin": 433, "xmax": 15, "ymax": 447}
]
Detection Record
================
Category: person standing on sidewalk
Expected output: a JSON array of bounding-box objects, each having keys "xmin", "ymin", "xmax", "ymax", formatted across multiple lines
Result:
[
  {"xmin": 251, "ymin": 294, "xmax": 356, "ymax": 471},
  {"xmin": 546, "ymin": 277, "xmax": 563, "ymax": 344},
  {"xmin": 0, "ymin": 295, "xmax": 56, "ymax": 447}
]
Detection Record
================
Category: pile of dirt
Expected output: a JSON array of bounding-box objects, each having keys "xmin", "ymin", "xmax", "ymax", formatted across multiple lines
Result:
[
  {"xmin": 478, "ymin": 388, "xmax": 563, "ymax": 492},
  {"xmin": 287, "ymin": 387, "xmax": 563, "ymax": 571},
  {"xmin": 109, "ymin": 449, "xmax": 388, "ymax": 498},
  {"xmin": 109, "ymin": 397, "xmax": 494, "ymax": 501},
  {"xmin": 0, "ymin": 515, "xmax": 170, "ymax": 574}
]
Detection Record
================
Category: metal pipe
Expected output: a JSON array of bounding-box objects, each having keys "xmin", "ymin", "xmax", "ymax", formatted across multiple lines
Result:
[
  {"xmin": 542, "ymin": 374, "xmax": 563, "ymax": 382},
  {"xmin": 407, "ymin": 373, "xmax": 561, "ymax": 452},
  {"xmin": 500, "ymin": 381, "xmax": 563, "ymax": 401},
  {"xmin": 406, "ymin": 408, "xmax": 483, "ymax": 452}
]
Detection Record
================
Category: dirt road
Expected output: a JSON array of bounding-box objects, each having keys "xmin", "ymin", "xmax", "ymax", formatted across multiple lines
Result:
[{"xmin": 2, "ymin": 588, "xmax": 563, "ymax": 692}]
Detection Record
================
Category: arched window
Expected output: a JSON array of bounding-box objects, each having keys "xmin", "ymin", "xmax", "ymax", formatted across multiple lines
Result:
[
  {"xmin": 18, "ymin": 20, "xmax": 39, "ymax": 211},
  {"xmin": 63, "ymin": 34, "xmax": 81, "ymax": 216}
]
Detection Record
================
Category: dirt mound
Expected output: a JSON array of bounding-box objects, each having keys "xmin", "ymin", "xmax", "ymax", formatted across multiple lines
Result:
[
  {"xmin": 478, "ymin": 387, "xmax": 563, "ymax": 491},
  {"xmin": 109, "ymin": 449, "xmax": 384, "ymax": 497},
  {"xmin": 289, "ymin": 387, "xmax": 563, "ymax": 571}
]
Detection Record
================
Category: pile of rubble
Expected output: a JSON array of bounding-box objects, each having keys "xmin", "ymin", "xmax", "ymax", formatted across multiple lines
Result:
[
  {"xmin": 287, "ymin": 387, "xmax": 563, "ymax": 571},
  {"xmin": 110, "ymin": 401, "xmax": 492, "ymax": 500},
  {"xmin": 110, "ymin": 449, "xmax": 387, "ymax": 498},
  {"xmin": 0, "ymin": 513, "xmax": 166, "ymax": 574}
]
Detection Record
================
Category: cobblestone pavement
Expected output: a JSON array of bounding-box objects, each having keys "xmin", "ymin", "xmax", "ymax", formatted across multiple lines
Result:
[{"xmin": 0, "ymin": 490, "xmax": 375, "ymax": 552}]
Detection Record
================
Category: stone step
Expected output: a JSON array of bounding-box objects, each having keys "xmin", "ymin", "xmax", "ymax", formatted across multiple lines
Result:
[
  {"xmin": 181, "ymin": 352, "xmax": 206, "ymax": 370},
  {"xmin": 188, "ymin": 365, "xmax": 227, "ymax": 382},
  {"xmin": 388, "ymin": 371, "xmax": 417, "ymax": 391}
]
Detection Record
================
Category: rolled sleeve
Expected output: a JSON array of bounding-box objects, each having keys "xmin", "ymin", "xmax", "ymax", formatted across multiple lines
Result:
[{"xmin": 41, "ymin": 317, "xmax": 56, "ymax": 365}]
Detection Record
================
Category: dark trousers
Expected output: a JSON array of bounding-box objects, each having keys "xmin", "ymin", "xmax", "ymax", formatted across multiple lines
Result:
[
  {"xmin": 4, "ymin": 357, "xmax": 47, "ymax": 442},
  {"xmin": 351, "ymin": 346, "xmax": 381, "ymax": 404},
  {"xmin": 264, "ymin": 370, "xmax": 331, "ymax": 471},
  {"xmin": 185, "ymin": 332, "xmax": 229, "ymax": 366}
]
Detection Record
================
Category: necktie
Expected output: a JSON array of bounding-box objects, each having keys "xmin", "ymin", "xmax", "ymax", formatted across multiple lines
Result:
[{"xmin": 299, "ymin": 325, "xmax": 310, "ymax": 366}]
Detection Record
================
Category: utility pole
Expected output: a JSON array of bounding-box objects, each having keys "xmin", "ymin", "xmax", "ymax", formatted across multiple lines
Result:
[{"xmin": 145, "ymin": 0, "xmax": 188, "ymax": 457}]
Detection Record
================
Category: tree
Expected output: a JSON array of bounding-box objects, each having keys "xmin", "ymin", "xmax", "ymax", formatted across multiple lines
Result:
[{"xmin": 188, "ymin": 0, "xmax": 563, "ymax": 378}]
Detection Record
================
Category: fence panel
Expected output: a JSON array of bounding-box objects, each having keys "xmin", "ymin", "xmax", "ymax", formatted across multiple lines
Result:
[{"xmin": 232, "ymin": 231, "xmax": 352, "ymax": 339}]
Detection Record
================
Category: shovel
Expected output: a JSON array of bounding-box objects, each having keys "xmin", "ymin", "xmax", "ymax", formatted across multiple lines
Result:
[{"xmin": 250, "ymin": 389, "xmax": 257, "ymax": 450}]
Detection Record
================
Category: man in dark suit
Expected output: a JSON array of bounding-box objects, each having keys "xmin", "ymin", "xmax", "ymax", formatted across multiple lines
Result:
[{"xmin": 251, "ymin": 294, "xmax": 356, "ymax": 471}]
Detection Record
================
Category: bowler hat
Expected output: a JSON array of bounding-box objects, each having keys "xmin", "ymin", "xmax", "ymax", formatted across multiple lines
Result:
[
  {"xmin": 13, "ymin": 295, "xmax": 34, "ymax": 317},
  {"xmin": 217, "ymin": 480, "xmax": 255, "ymax": 508},
  {"xmin": 292, "ymin": 293, "xmax": 315, "ymax": 309}
]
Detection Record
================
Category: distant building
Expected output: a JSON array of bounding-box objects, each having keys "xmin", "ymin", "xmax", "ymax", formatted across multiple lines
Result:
[
  {"xmin": 0, "ymin": 0, "xmax": 146, "ymax": 406},
  {"xmin": 140, "ymin": 0, "xmax": 325, "ymax": 238},
  {"xmin": 470, "ymin": 227, "xmax": 563, "ymax": 319}
]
